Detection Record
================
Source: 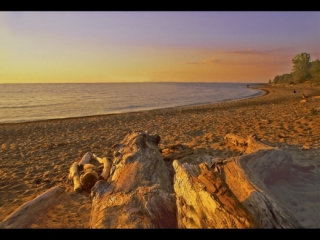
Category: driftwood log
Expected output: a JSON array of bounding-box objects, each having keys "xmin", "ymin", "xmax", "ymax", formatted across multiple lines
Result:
[
  {"xmin": 223, "ymin": 133, "xmax": 302, "ymax": 227},
  {"xmin": 60, "ymin": 131, "xmax": 306, "ymax": 228},
  {"xmin": 173, "ymin": 133, "xmax": 301, "ymax": 228},
  {"xmin": 92, "ymin": 154, "xmax": 112, "ymax": 180},
  {"xmin": 224, "ymin": 151, "xmax": 299, "ymax": 228},
  {"xmin": 68, "ymin": 162, "xmax": 82, "ymax": 192},
  {"xmin": 80, "ymin": 164, "xmax": 99, "ymax": 191},
  {"xmin": 0, "ymin": 186, "xmax": 64, "ymax": 228},
  {"xmin": 69, "ymin": 152, "xmax": 109, "ymax": 192},
  {"xmin": 173, "ymin": 160, "xmax": 258, "ymax": 228},
  {"xmin": 2, "ymin": 132, "xmax": 304, "ymax": 228},
  {"xmin": 79, "ymin": 152, "xmax": 92, "ymax": 166},
  {"xmin": 90, "ymin": 131, "xmax": 177, "ymax": 228},
  {"xmin": 224, "ymin": 133, "xmax": 275, "ymax": 154}
]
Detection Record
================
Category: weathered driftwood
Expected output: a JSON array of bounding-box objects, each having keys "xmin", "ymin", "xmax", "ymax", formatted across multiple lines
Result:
[
  {"xmin": 171, "ymin": 133, "xmax": 302, "ymax": 228},
  {"xmin": 90, "ymin": 131, "xmax": 177, "ymax": 228},
  {"xmin": 86, "ymin": 132, "xmax": 302, "ymax": 228},
  {"xmin": 173, "ymin": 149, "xmax": 301, "ymax": 228},
  {"xmin": 224, "ymin": 134, "xmax": 301, "ymax": 227},
  {"xmin": 0, "ymin": 186, "xmax": 64, "ymax": 228},
  {"xmin": 224, "ymin": 133, "xmax": 276, "ymax": 154},
  {"xmin": 69, "ymin": 153, "xmax": 112, "ymax": 192},
  {"xmin": 225, "ymin": 133, "xmax": 314, "ymax": 179},
  {"xmin": 80, "ymin": 164, "xmax": 99, "ymax": 190},
  {"xmin": 79, "ymin": 152, "xmax": 92, "ymax": 166},
  {"xmin": 68, "ymin": 162, "xmax": 82, "ymax": 192},
  {"xmin": 173, "ymin": 160, "xmax": 258, "ymax": 228},
  {"xmin": 161, "ymin": 144, "xmax": 194, "ymax": 161},
  {"xmin": 224, "ymin": 151, "xmax": 300, "ymax": 228},
  {"xmin": 92, "ymin": 154, "xmax": 112, "ymax": 180}
]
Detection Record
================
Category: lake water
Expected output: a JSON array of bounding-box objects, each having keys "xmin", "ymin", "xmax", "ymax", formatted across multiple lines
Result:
[{"xmin": 0, "ymin": 82, "xmax": 264, "ymax": 123}]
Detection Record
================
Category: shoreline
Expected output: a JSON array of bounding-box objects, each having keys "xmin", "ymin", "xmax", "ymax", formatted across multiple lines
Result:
[
  {"xmin": 0, "ymin": 85, "xmax": 266, "ymax": 125},
  {"xmin": 0, "ymin": 83, "xmax": 320, "ymax": 228}
]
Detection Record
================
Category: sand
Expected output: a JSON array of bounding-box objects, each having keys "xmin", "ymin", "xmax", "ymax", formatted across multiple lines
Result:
[{"xmin": 0, "ymin": 84, "xmax": 319, "ymax": 228}]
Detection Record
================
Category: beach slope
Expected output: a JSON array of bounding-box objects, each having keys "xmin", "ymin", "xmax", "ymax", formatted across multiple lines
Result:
[{"xmin": 0, "ymin": 84, "xmax": 319, "ymax": 228}]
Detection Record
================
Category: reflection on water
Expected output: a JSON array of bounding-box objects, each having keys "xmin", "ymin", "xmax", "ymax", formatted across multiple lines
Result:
[{"xmin": 0, "ymin": 82, "xmax": 263, "ymax": 123}]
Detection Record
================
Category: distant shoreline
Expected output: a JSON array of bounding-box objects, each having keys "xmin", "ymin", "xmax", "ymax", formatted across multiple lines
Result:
[{"xmin": 0, "ymin": 81, "xmax": 267, "ymax": 84}]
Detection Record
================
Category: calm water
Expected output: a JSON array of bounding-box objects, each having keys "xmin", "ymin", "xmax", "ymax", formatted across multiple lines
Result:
[{"xmin": 0, "ymin": 82, "xmax": 263, "ymax": 123}]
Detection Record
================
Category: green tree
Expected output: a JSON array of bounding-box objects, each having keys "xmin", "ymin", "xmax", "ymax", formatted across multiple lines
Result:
[
  {"xmin": 310, "ymin": 59, "xmax": 320, "ymax": 83},
  {"xmin": 273, "ymin": 75, "xmax": 280, "ymax": 84},
  {"xmin": 291, "ymin": 52, "xmax": 312, "ymax": 83}
]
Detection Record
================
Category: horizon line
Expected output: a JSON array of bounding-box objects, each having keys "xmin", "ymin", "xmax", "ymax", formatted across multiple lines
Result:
[{"xmin": 0, "ymin": 81, "xmax": 267, "ymax": 84}]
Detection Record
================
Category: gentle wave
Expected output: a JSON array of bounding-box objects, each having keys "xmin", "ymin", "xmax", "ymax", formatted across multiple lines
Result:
[{"xmin": 0, "ymin": 102, "xmax": 65, "ymax": 109}]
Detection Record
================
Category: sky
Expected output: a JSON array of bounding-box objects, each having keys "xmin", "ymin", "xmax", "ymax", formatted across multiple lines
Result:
[{"xmin": 1, "ymin": 11, "xmax": 319, "ymax": 83}]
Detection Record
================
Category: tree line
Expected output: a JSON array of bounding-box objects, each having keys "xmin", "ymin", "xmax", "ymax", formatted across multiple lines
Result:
[{"xmin": 269, "ymin": 53, "xmax": 320, "ymax": 85}]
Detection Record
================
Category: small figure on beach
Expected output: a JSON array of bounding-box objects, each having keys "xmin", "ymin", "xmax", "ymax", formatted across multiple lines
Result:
[
  {"xmin": 247, "ymin": 85, "xmax": 249, "ymax": 88},
  {"xmin": 293, "ymin": 89, "xmax": 296, "ymax": 93}
]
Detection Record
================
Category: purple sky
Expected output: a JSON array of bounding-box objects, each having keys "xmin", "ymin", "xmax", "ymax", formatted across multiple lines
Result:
[{"xmin": 1, "ymin": 11, "xmax": 319, "ymax": 83}]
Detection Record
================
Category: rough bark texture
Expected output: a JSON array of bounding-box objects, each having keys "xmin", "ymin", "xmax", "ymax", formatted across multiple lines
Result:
[
  {"xmin": 87, "ymin": 132, "xmax": 301, "ymax": 228},
  {"xmin": 224, "ymin": 152, "xmax": 300, "ymax": 228},
  {"xmin": 222, "ymin": 133, "xmax": 301, "ymax": 227},
  {"xmin": 173, "ymin": 149, "xmax": 301, "ymax": 228},
  {"xmin": 90, "ymin": 131, "xmax": 177, "ymax": 228},
  {"xmin": 173, "ymin": 160, "xmax": 258, "ymax": 228}
]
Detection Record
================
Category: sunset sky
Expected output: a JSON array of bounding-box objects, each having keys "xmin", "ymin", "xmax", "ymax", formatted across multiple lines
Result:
[{"xmin": 1, "ymin": 11, "xmax": 319, "ymax": 83}]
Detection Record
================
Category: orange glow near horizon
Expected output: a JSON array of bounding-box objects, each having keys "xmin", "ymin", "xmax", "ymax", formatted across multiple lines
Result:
[
  {"xmin": 1, "ymin": 12, "xmax": 319, "ymax": 84},
  {"xmin": 1, "ymin": 42, "xmax": 294, "ymax": 84}
]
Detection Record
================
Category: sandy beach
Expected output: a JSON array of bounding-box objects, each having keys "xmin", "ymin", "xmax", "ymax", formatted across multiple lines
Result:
[{"xmin": 0, "ymin": 84, "xmax": 320, "ymax": 228}]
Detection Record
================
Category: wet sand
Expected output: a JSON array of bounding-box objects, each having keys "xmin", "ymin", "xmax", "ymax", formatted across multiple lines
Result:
[{"xmin": 0, "ymin": 84, "xmax": 319, "ymax": 228}]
